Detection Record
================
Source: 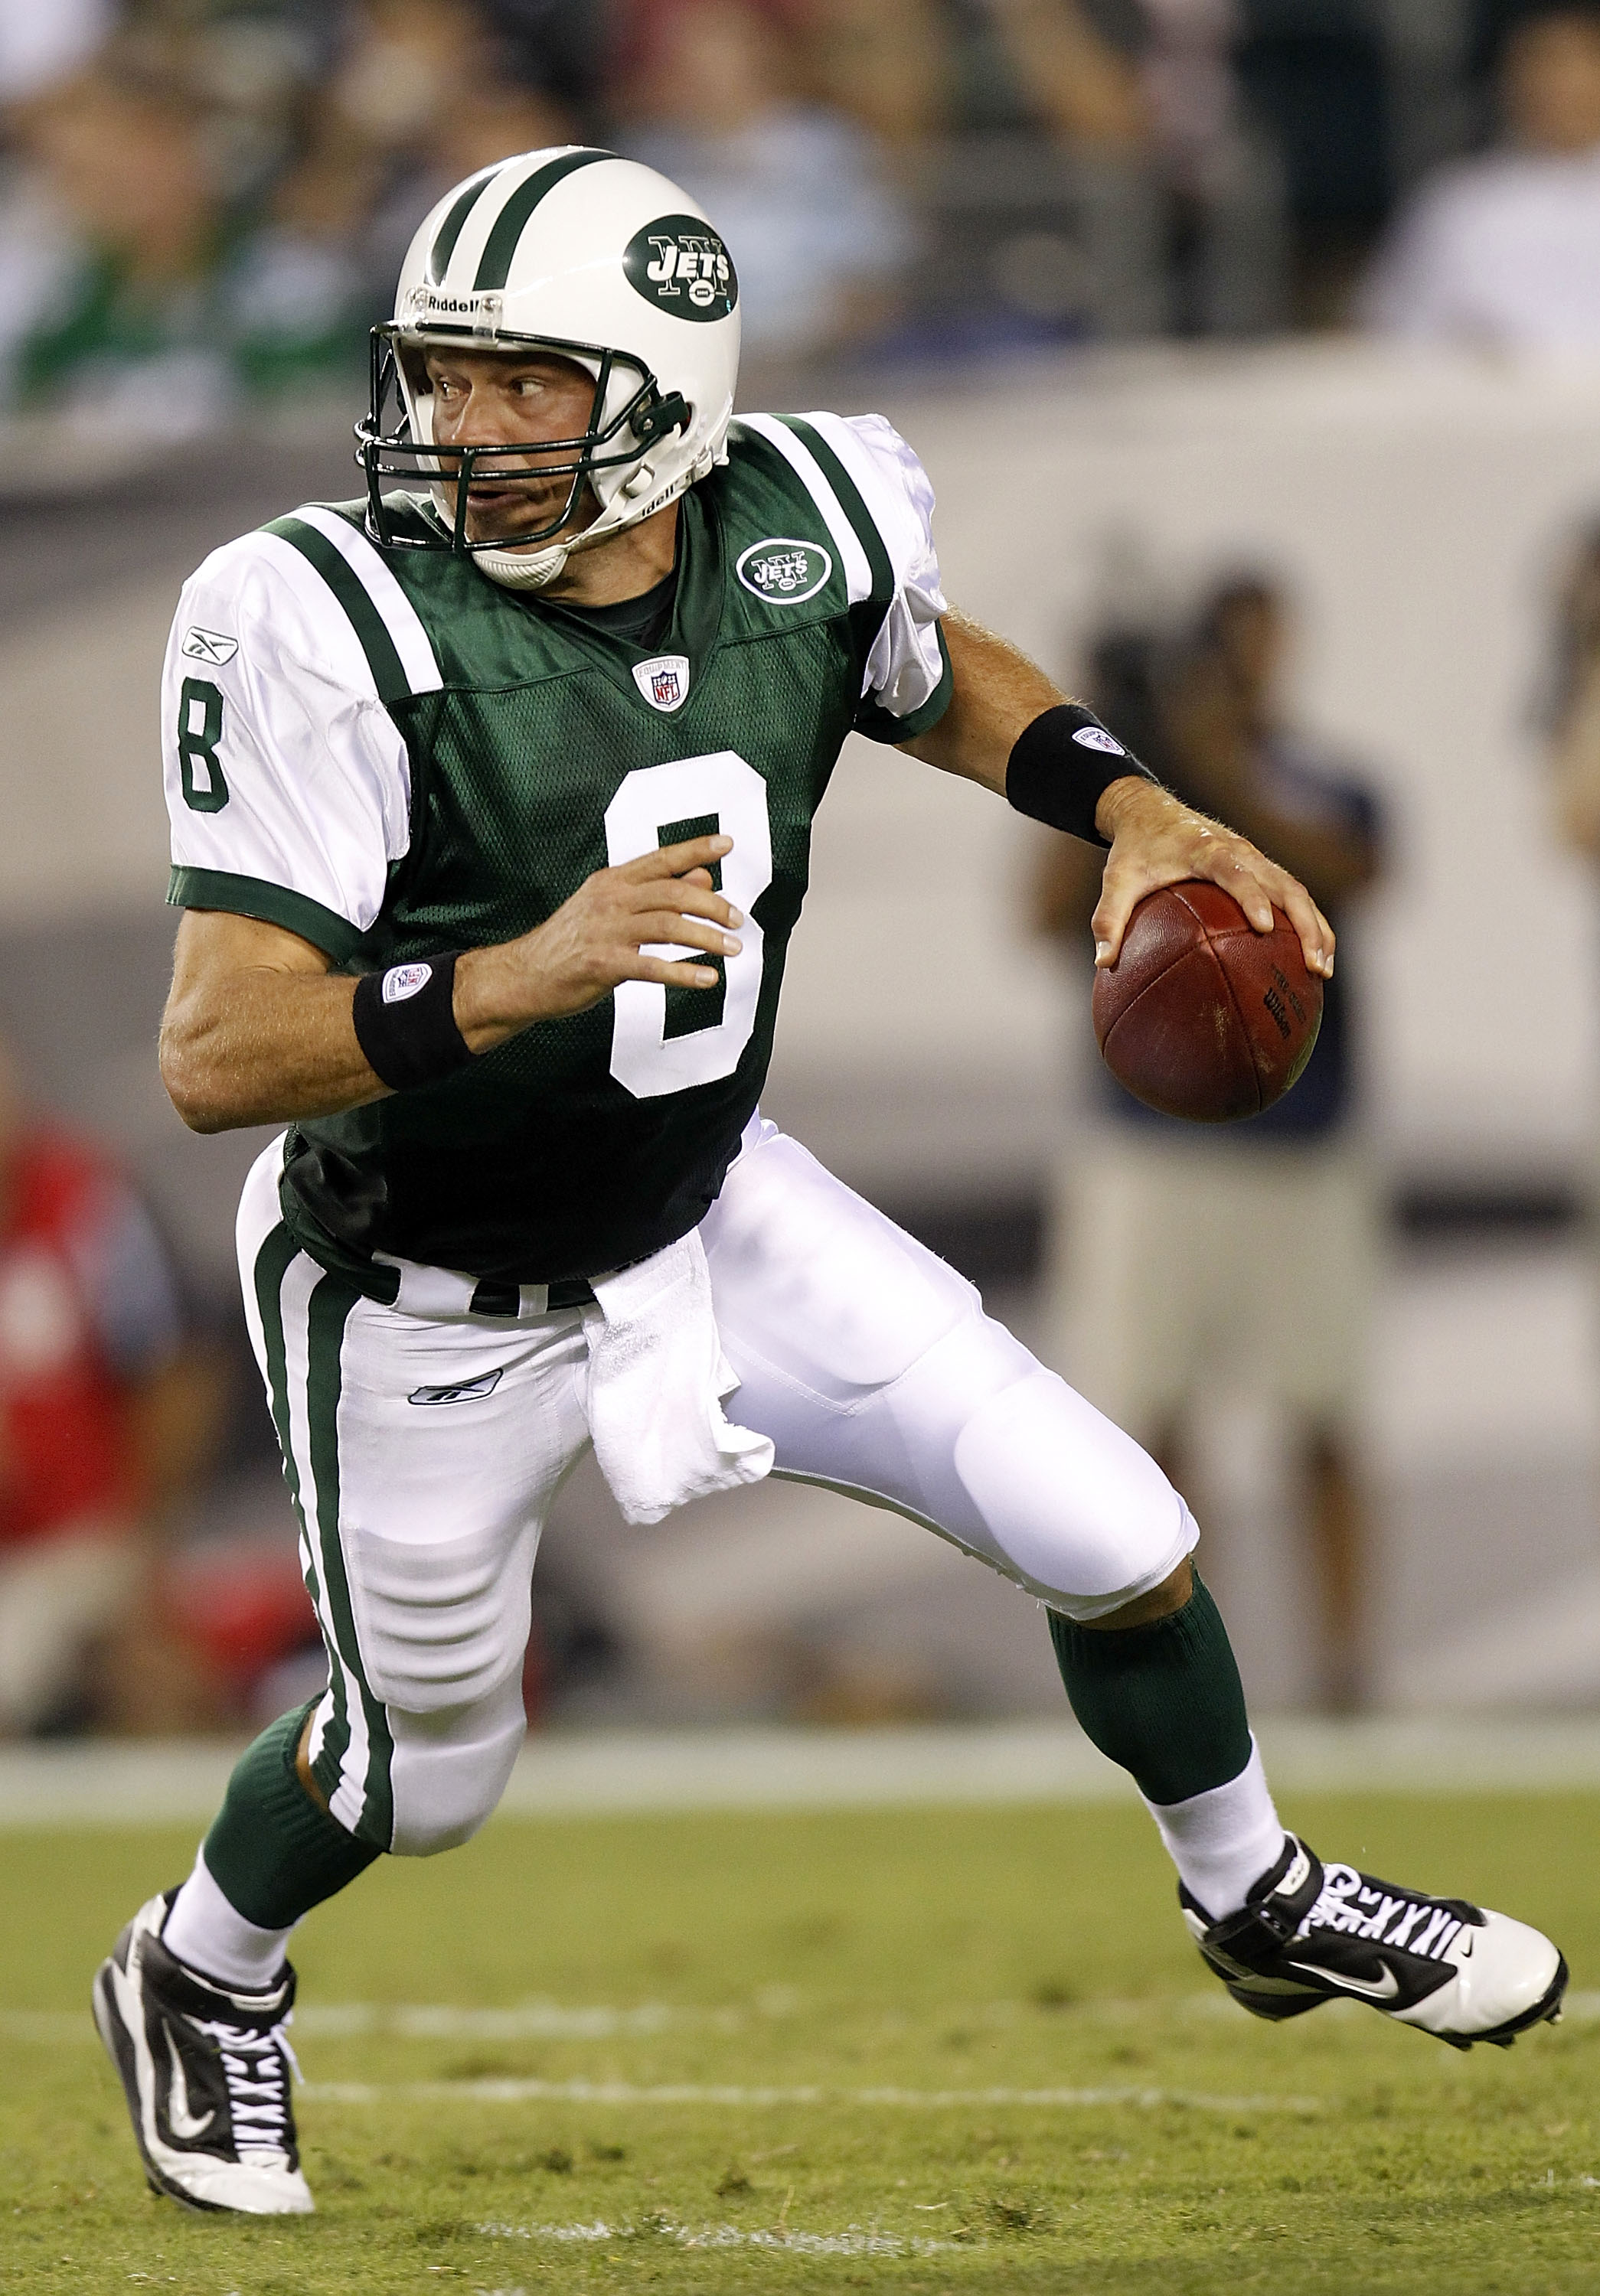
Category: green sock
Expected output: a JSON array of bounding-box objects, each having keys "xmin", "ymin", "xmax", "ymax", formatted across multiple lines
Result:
[
  {"xmin": 201, "ymin": 1701, "xmax": 381, "ymax": 1930},
  {"xmin": 1047, "ymin": 1571, "xmax": 1252, "ymax": 1806}
]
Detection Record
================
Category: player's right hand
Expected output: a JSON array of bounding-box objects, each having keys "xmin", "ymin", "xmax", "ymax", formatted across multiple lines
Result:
[
  {"xmin": 457, "ymin": 833, "xmax": 744, "ymax": 1045},
  {"xmin": 1092, "ymin": 779, "xmax": 1334, "ymax": 980}
]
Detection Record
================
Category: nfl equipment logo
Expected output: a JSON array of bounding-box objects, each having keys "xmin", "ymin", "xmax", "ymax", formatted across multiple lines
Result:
[
  {"xmin": 632, "ymin": 654, "xmax": 691, "ymax": 713},
  {"xmin": 381, "ymin": 961, "xmax": 433, "ymax": 1003}
]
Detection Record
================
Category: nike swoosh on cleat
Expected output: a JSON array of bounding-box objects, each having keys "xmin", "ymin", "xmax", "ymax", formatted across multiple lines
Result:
[
  {"xmin": 164, "ymin": 2026, "xmax": 217, "ymax": 2141},
  {"xmin": 1287, "ymin": 1961, "xmax": 1401, "ymax": 2001}
]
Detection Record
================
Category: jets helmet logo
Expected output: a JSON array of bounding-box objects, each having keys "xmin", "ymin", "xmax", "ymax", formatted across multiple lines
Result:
[
  {"xmin": 736, "ymin": 540, "xmax": 833, "ymax": 605},
  {"xmin": 624, "ymin": 214, "xmax": 738, "ymax": 321}
]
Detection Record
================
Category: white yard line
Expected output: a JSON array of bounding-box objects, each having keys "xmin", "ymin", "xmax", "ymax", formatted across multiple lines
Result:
[
  {"xmin": 0, "ymin": 1991, "xmax": 1246, "ymax": 2046},
  {"xmin": 6, "ymin": 1718, "xmax": 1600, "ymax": 1826},
  {"xmin": 479, "ymin": 2218, "xmax": 970, "ymax": 2255},
  {"xmin": 292, "ymin": 2000, "xmax": 745, "ymax": 2038},
  {"xmin": 302, "ymin": 2076, "xmax": 1322, "ymax": 2114},
  {"xmin": 18, "ymin": 1989, "xmax": 1594, "ymax": 2046},
  {"xmin": 0, "ymin": 1998, "xmax": 779, "ymax": 2043}
]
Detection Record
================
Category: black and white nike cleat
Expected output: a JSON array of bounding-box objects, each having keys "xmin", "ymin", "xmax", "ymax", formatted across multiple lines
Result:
[
  {"xmin": 1182, "ymin": 1835, "xmax": 1568, "ymax": 2051},
  {"xmin": 92, "ymin": 1890, "xmax": 313, "ymax": 2213}
]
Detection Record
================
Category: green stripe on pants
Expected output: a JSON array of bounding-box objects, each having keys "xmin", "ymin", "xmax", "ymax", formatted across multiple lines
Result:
[
  {"xmin": 255, "ymin": 1224, "xmax": 351, "ymax": 1792},
  {"xmin": 255, "ymin": 1226, "xmax": 394, "ymax": 1850},
  {"xmin": 304, "ymin": 1267, "xmax": 396, "ymax": 1850}
]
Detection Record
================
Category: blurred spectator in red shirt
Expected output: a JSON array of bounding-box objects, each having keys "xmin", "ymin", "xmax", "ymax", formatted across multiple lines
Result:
[
  {"xmin": 0, "ymin": 1042, "xmax": 222, "ymax": 1735},
  {"xmin": 1362, "ymin": 3, "xmax": 1600, "ymax": 348}
]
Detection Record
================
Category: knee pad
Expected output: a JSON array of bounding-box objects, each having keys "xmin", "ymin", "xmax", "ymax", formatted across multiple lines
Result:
[
  {"xmin": 952, "ymin": 1365, "xmax": 1196, "ymax": 1619},
  {"xmin": 387, "ymin": 1673, "xmax": 527, "ymax": 1856}
]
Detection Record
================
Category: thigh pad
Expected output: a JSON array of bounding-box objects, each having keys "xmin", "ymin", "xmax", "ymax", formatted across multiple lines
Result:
[
  {"xmin": 341, "ymin": 1515, "xmax": 539, "ymax": 1712},
  {"xmin": 704, "ymin": 1133, "xmax": 978, "ymax": 1406}
]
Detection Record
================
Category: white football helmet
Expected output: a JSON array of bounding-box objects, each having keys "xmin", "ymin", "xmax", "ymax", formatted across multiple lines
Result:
[{"xmin": 356, "ymin": 146, "xmax": 741, "ymax": 589}]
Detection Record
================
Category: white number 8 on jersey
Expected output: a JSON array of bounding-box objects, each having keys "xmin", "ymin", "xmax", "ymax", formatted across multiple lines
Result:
[{"xmin": 603, "ymin": 752, "xmax": 773, "ymax": 1099}]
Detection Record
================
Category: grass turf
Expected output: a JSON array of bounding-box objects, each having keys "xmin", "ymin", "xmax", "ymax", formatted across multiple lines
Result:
[{"xmin": 2, "ymin": 1792, "xmax": 1598, "ymax": 2293}]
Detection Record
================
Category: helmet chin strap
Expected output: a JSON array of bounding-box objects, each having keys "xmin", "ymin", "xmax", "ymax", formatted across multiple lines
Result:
[
  {"xmin": 471, "ymin": 533, "xmax": 583, "ymax": 592},
  {"xmin": 470, "ymin": 457, "xmax": 691, "ymax": 593}
]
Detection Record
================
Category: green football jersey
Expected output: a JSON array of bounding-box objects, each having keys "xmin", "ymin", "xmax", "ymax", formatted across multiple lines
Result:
[{"xmin": 163, "ymin": 413, "xmax": 952, "ymax": 1288}]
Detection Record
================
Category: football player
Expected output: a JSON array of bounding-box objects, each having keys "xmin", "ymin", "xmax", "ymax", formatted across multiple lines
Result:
[{"xmin": 95, "ymin": 150, "xmax": 1567, "ymax": 2216}]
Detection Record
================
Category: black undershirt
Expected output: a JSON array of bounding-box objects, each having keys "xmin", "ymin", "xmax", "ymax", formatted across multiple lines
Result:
[{"xmin": 556, "ymin": 569, "xmax": 677, "ymax": 654}]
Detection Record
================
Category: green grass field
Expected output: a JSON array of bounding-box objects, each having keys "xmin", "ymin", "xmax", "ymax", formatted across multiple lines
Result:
[{"xmin": 4, "ymin": 1792, "xmax": 1598, "ymax": 2294}]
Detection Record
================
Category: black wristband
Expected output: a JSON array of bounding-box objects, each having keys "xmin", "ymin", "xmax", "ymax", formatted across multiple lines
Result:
[
  {"xmin": 351, "ymin": 954, "xmax": 475, "ymax": 1092},
  {"xmin": 1005, "ymin": 703, "xmax": 1159, "ymax": 847}
]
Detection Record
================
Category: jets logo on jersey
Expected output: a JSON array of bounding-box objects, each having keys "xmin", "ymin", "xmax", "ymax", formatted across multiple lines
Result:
[
  {"xmin": 181, "ymin": 627, "xmax": 238, "ymax": 666},
  {"xmin": 631, "ymin": 655, "xmax": 691, "ymax": 713},
  {"xmin": 736, "ymin": 540, "xmax": 832, "ymax": 605},
  {"xmin": 623, "ymin": 214, "xmax": 738, "ymax": 321}
]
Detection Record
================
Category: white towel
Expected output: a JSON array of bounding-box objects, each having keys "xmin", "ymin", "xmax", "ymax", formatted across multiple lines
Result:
[{"xmin": 580, "ymin": 1229, "xmax": 774, "ymax": 1525}]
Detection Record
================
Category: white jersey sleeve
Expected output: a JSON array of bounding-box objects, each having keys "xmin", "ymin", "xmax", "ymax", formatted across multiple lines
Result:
[
  {"xmin": 739, "ymin": 410, "xmax": 952, "ymax": 739},
  {"xmin": 163, "ymin": 515, "xmax": 422, "ymax": 962},
  {"xmin": 811, "ymin": 410, "xmax": 949, "ymax": 727}
]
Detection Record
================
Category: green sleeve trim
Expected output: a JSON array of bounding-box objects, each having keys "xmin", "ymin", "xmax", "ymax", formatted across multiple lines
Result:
[
  {"xmin": 854, "ymin": 620, "xmax": 954, "ymax": 746},
  {"xmin": 777, "ymin": 416, "xmax": 895, "ymax": 604},
  {"xmin": 166, "ymin": 866, "xmax": 365, "ymax": 962},
  {"xmin": 263, "ymin": 513, "xmax": 411, "ymax": 703}
]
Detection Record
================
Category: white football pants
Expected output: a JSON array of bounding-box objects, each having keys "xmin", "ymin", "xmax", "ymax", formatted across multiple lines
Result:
[{"xmin": 237, "ymin": 1120, "xmax": 1196, "ymax": 1858}]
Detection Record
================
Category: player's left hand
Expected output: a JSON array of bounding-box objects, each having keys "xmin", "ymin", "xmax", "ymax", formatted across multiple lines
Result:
[{"xmin": 1090, "ymin": 776, "xmax": 1335, "ymax": 979}]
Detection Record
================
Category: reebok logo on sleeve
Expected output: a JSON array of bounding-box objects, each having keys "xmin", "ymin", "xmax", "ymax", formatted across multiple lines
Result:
[{"xmin": 181, "ymin": 628, "xmax": 239, "ymax": 666}]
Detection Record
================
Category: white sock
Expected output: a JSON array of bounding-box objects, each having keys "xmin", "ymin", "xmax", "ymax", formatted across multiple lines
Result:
[
  {"xmin": 1143, "ymin": 1739, "xmax": 1288, "ymax": 1919},
  {"xmin": 162, "ymin": 1848, "xmax": 296, "ymax": 1992}
]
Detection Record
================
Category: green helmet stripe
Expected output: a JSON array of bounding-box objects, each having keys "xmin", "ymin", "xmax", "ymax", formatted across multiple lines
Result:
[
  {"xmin": 472, "ymin": 148, "xmax": 611, "ymax": 292},
  {"xmin": 427, "ymin": 169, "xmax": 495, "ymax": 285}
]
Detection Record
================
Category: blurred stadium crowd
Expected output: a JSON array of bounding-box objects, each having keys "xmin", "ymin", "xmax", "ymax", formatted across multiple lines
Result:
[
  {"xmin": 5, "ymin": 0, "xmax": 1600, "ymax": 1745},
  {"xmin": 3, "ymin": 0, "xmax": 1600, "ymax": 441}
]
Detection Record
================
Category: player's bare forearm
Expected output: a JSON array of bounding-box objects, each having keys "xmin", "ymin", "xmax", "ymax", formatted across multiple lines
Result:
[
  {"xmin": 161, "ymin": 915, "xmax": 388, "ymax": 1130},
  {"xmin": 161, "ymin": 835, "xmax": 743, "ymax": 1131},
  {"xmin": 903, "ymin": 610, "xmax": 1334, "ymax": 978},
  {"xmin": 898, "ymin": 608, "xmax": 1070, "ymax": 792}
]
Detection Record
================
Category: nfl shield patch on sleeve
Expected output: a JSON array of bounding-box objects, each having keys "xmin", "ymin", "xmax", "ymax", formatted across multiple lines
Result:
[{"xmin": 632, "ymin": 654, "xmax": 691, "ymax": 713}]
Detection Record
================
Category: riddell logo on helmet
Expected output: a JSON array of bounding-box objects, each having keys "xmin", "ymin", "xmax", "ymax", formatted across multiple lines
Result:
[
  {"xmin": 403, "ymin": 285, "xmax": 504, "ymax": 330},
  {"xmin": 623, "ymin": 215, "xmax": 738, "ymax": 322}
]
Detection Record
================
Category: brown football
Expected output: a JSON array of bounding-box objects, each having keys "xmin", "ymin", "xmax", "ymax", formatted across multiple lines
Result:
[{"xmin": 1091, "ymin": 880, "xmax": 1323, "ymax": 1122}]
